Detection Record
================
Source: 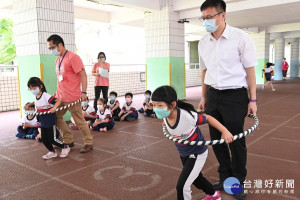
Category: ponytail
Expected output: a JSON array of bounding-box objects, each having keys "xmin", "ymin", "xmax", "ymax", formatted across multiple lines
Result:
[
  {"xmin": 152, "ymin": 85, "xmax": 197, "ymax": 118},
  {"xmin": 177, "ymin": 99, "xmax": 197, "ymax": 118}
]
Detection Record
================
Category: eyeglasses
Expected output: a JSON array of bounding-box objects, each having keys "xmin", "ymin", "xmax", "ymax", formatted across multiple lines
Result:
[
  {"xmin": 48, "ymin": 45, "xmax": 57, "ymax": 50},
  {"xmin": 199, "ymin": 12, "xmax": 223, "ymax": 22}
]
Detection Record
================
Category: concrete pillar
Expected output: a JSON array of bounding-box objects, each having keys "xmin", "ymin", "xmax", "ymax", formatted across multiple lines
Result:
[
  {"xmin": 274, "ymin": 38, "xmax": 285, "ymax": 80},
  {"xmin": 145, "ymin": 0, "xmax": 185, "ymax": 99},
  {"xmin": 13, "ymin": 0, "xmax": 75, "ymax": 118},
  {"xmin": 290, "ymin": 38, "xmax": 299, "ymax": 77},
  {"xmin": 250, "ymin": 30, "xmax": 270, "ymax": 84}
]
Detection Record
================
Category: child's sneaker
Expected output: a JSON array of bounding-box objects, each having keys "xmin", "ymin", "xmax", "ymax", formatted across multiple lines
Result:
[
  {"xmin": 100, "ymin": 127, "xmax": 107, "ymax": 132},
  {"xmin": 150, "ymin": 114, "xmax": 156, "ymax": 118},
  {"xmin": 202, "ymin": 190, "xmax": 221, "ymax": 200},
  {"xmin": 69, "ymin": 123, "xmax": 79, "ymax": 130},
  {"xmin": 138, "ymin": 108, "xmax": 144, "ymax": 113},
  {"xmin": 60, "ymin": 145, "xmax": 70, "ymax": 158},
  {"xmin": 42, "ymin": 151, "xmax": 57, "ymax": 160},
  {"xmin": 272, "ymin": 88, "xmax": 276, "ymax": 91}
]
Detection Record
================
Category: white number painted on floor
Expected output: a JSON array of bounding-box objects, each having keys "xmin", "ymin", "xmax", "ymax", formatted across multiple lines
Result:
[{"xmin": 93, "ymin": 165, "xmax": 161, "ymax": 192}]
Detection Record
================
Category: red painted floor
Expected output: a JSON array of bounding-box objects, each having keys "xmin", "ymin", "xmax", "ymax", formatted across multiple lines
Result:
[{"xmin": 0, "ymin": 79, "xmax": 299, "ymax": 200}]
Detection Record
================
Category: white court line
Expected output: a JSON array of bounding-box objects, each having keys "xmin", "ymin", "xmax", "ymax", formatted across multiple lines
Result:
[
  {"xmin": 0, "ymin": 154, "xmax": 109, "ymax": 200},
  {"xmin": 155, "ymin": 189, "xmax": 176, "ymax": 200},
  {"xmin": 127, "ymin": 156, "xmax": 182, "ymax": 171},
  {"xmin": 271, "ymin": 137, "xmax": 300, "ymax": 143},
  {"xmin": 118, "ymin": 130, "xmax": 160, "ymax": 139},
  {"xmin": 257, "ymin": 94, "xmax": 293, "ymax": 107},
  {"xmin": 74, "ymin": 142, "xmax": 115, "ymax": 155},
  {"xmin": 55, "ymin": 140, "xmax": 165, "ymax": 179},
  {"xmin": 181, "ymin": 113, "xmax": 300, "ymax": 179},
  {"xmin": 247, "ymin": 113, "xmax": 300, "ymax": 147},
  {"xmin": 248, "ymin": 153, "xmax": 298, "ymax": 164},
  {"xmin": 286, "ymin": 126, "xmax": 300, "ymax": 130},
  {"xmin": 113, "ymin": 121, "xmax": 148, "ymax": 130},
  {"xmin": 1, "ymin": 139, "xmax": 165, "ymax": 199},
  {"xmin": 259, "ymin": 114, "xmax": 282, "ymax": 118}
]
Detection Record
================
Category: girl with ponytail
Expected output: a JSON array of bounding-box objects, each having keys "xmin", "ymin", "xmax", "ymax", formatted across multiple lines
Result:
[{"xmin": 152, "ymin": 85, "xmax": 233, "ymax": 200}]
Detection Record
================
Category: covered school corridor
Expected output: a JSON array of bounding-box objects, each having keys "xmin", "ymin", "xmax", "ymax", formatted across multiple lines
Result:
[{"xmin": 1, "ymin": 80, "xmax": 299, "ymax": 200}]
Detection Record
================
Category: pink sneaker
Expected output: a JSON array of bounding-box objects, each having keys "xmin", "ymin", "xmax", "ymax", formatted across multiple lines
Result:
[
  {"xmin": 100, "ymin": 127, "xmax": 107, "ymax": 132},
  {"xmin": 90, "ymin": 126, "xmax": 94, "ymax": 131},
  {"xmin": 201, "ymin": 190, "xmax": 221, "ymax": 200}
]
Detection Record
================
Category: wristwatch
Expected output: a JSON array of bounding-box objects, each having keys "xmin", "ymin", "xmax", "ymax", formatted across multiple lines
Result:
[{"xmin": 81, "ymin": 92, "xmax": 87, "ymax": 94}]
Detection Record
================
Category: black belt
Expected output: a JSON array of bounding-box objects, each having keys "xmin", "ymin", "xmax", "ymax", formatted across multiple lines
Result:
[{"xmin": 209, "ymin": 86, "xmax": 247, "ymax": 93}]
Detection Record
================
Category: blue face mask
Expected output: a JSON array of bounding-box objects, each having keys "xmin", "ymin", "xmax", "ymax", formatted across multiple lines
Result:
[
  {"xmin": 153, "ymin": 107, "xmax": 172, "ymax": 119},
  {"xmin": 145, "ymin": 95, "xmax": 150, "ymax": 99},
  {"xmin": 82, "ymin": 102, "xmax": 88, "ymax": 106},
  {"xmin": 26, "ymin": 110, "xmax": 35, "ymax": 115},
  {"xmin": 31, "ymin": 88, "xmax": 40, "ymax": 96},
  {"xmin": 110, "ymin": 96, "xmax": 116, "ymax": 101},
  {"xmin": 51, "ymin": 48, "xmax": 60, "ymax": 56},
  {"xmin": 203, "ymin": 19, "xmax": 220, "ymax": 33}
]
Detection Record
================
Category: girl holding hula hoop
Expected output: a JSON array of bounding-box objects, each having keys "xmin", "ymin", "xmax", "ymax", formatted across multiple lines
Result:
[{"xmin": 152, "ymin": 85, "xmax": 234, "ymax": 200}]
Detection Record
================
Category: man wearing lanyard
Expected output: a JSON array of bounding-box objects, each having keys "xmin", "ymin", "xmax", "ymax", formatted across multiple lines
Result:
[
  {"xmin": 47, "ymin": 34, "xmax": 93, "ymax": 153},
  {"xmin": 198, "ymin": 0, "xmax": 257, "ymax": 199}
]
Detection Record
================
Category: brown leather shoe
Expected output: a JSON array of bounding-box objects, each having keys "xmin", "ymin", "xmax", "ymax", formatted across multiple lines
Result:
[
  {"xmin": 80, "ymin": 145, "xmax": 93, "ymax": 153},
  {"xmin": 65, "ymin": 142, "xmax": 74, "ymax": 147}
]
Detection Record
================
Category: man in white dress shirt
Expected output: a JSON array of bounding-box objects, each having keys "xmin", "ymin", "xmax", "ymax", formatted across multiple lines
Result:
[{"xmin": 198, "ymin": 0, "xmax": 257, "ymax": 199}]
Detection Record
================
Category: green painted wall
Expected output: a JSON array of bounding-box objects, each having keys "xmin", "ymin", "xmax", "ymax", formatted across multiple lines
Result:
[
  {"xmin": 146, "ymin": 57, "xmax": 185, "ymax": 100},
  {"xmin": 190, "ymin": 41, "xmax": 199, "ymax": 64},
  {"xmin": 256, "ymin": 59, "xmax": 268, "ymax": 85},
  {"xmin": 17, "ymin": 54, "xmax": 71, "ymax": 121},
  {"xmin": 170, "ymin": 57, "xmax": 185, "ymax": 100}
]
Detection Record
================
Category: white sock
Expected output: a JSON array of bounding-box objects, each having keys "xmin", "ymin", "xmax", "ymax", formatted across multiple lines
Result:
[{"xmin": 212, "ymin": 191, "xmax": 218, "ymax": 197}]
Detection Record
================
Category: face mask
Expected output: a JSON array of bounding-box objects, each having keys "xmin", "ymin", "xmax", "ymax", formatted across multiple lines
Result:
[
  {"xmin": 125, "ymin": 98, "xmax": 131, "ymax": 103},
  {"xmin": 97, "ymin": 105, "xmax": 103, "ymax": 110},
  {"xmin": 31, "ymin": 88, "xmax": 40, "ymax": 96},
  {"xmin": 145, "ymin": 95, "xmax": 150, "ymax": 99},
  {"xmin": 203, "ymin": 19, "xmax": 220, "ymax": 33},
  {"xmin": 101, "ymin": 58, "xmax": 106, "ymax": 62},
  {"xmin": 51, "ymin": 48, "xmax": 60, "ymax": 56},
  {"xmin": 82, "ymin": 102, "xmax": 88, "ymax": 106},
  {"xmin": 110, "ymin": 96, "xmax": 116, "ymax": 101},
  {"xmin": 26, "ymin": 110, "xmax": 35, "ymax": 115},
  {"xmin": 153, "ymin": 107, "xmax": 172, "ymax": 119}
]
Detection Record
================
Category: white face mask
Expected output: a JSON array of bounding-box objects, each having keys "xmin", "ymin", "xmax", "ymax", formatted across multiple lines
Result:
[
  {"xmin": 101, "ymin": 58, "xmax": 106, "ymax": 62},
  {"xmin": 97, "ymin": 105, "xmax": 104, "ymax": 111},
  {"xmin": 51, "ymin": 48, "xmax": 60, "ymax": 56},
  {"xmin": 31, "ymin": 88, "xmax": 40, "ymax": 96}
]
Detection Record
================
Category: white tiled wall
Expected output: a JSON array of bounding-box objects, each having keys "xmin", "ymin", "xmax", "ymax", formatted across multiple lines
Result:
[
  {"xmin": 275, "ymin": 38, "xmax": 285, "ymax": 60},
  {"xmin": 13, "ymin": 0, "xmax": 75, "ymax": 57},
  {"xmin": 145, "ymin": 0, "xmax": 184, "ymax": 58},
  {"xmin": 250, "ymin": 31, "xmax": 270, "ymax": 60},
  {"xmin": 291, "ymin": 39, "xmax": 299, "ymax": 60}
]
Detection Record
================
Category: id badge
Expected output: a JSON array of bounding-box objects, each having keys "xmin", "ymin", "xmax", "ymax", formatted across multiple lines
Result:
[{"xmin": 59, "ymin": 75, "xmax": 63, "ymax": 82}]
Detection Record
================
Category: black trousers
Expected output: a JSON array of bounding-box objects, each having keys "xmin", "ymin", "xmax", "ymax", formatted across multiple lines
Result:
[
  {"xmin": 177, "ymin": 152, "xmax": 215, "ymax": 200},
  {"xmin": 41, "ymin": 126, "xmax": 64, "ymax": 151},
  {"xmin": 282, "ymin": 70, "xmax": 287, "ymax": 78},
  {"xmin": 206, "ymin": 87, "xmax": 249, "ymax": 183},
  {"xmin": 94, "ymin": 86, "xmax": 109, "ymax": 111}
]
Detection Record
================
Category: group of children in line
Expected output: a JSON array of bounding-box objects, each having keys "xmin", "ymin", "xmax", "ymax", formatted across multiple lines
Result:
[{"xmin": 68, "ymin": 90, "xmax": 156, "ymax": 132}]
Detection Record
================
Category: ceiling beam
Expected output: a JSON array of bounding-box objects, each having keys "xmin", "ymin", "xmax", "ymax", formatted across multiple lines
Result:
[
  {"xmin": 92, "ymin": 0, "xmax": 160, "ymax": 12},
  {"xmin": 74, "ymin": 6, "xmax": 110, "ymax": 22},
  {"xmin": 267, "ymin": 23, "xmax": 300, "ymax": 33},
  {"xmin": 179, "ymin": 0, "xmax": 300, "ymax": 19}
]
